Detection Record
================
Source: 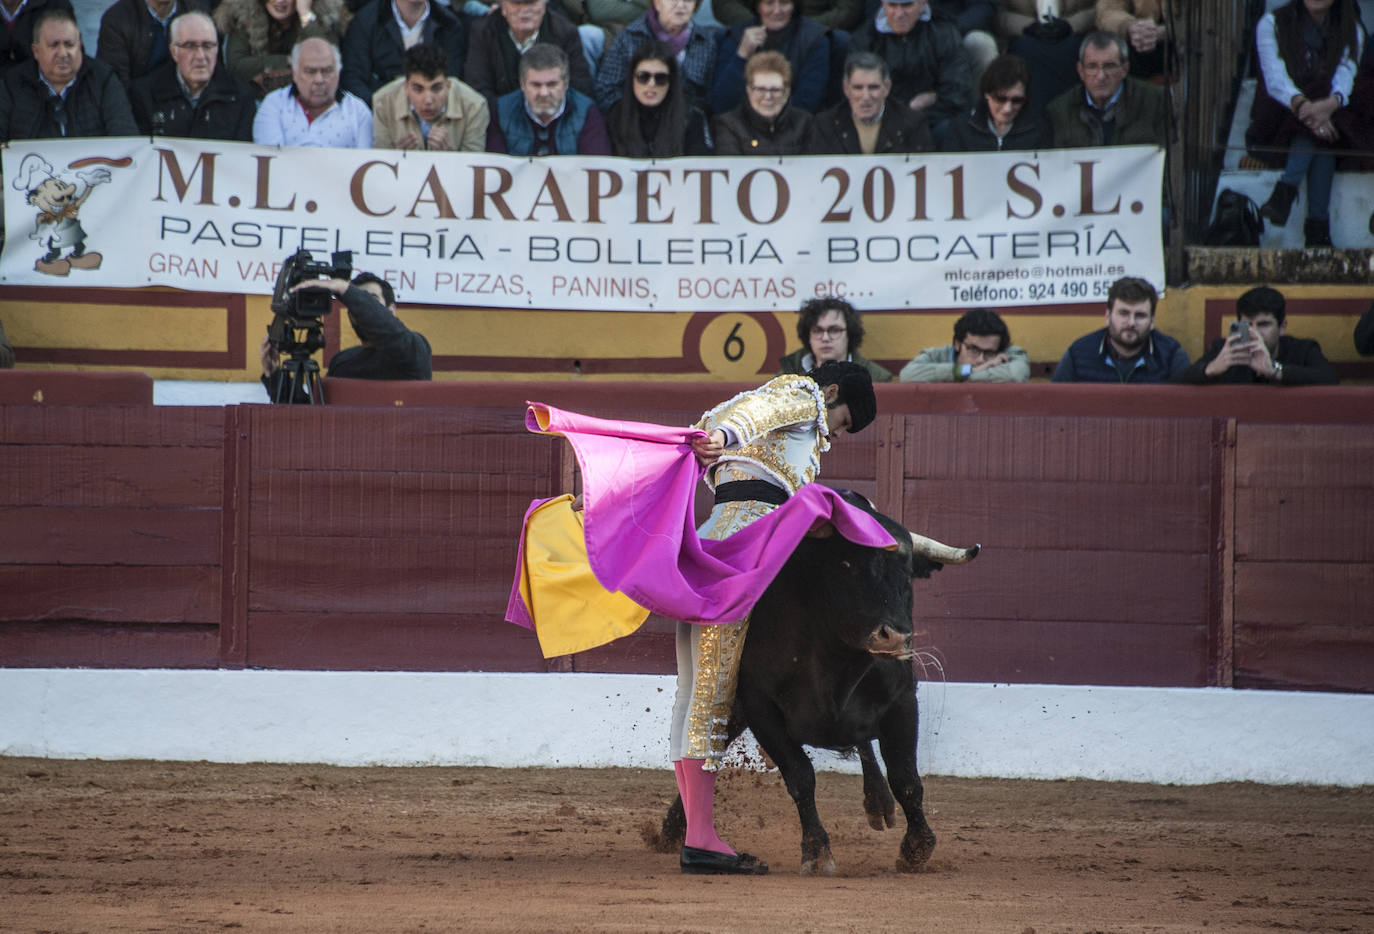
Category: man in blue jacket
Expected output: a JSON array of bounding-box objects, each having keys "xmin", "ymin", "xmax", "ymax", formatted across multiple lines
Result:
[{"xmin": 1052, "ymin": 276, "xmax": 1188, "ymax": 383}]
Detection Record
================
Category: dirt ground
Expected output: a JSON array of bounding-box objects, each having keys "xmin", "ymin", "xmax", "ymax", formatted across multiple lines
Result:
[{"xmin": 1, "ymin": 757, "xmax": 1371, "ymax": 934}]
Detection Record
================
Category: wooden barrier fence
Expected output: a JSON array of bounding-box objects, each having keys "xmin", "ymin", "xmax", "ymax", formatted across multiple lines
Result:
[{"xmin": 2, "ymin": 377, "xmax": 1371, "ymax": 693}]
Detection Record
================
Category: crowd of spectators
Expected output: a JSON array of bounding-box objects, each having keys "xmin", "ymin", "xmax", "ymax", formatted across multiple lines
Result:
[
  {"xmin": 3, "ymin": 0, "xmax": 1368, "ymax": 218},
  {"xmin": 0, "ymin": 0, "xmax": 1204, "ymax": 157}
]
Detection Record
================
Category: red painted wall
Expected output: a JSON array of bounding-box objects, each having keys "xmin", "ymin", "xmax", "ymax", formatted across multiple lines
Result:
[{"xmin": 2, "ymin": 378, "xmax": 1371, "ymax": 692}]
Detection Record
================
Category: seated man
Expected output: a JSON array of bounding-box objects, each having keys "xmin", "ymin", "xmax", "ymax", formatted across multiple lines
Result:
[
  {"xmin": 0, "ymin": 0, "xmax": 73, "ymax": 79},
  {"xmin": 464, "ymin": 0, "xmax": 593, "ymax": 106},
  {"xmin": 807, "ymin": 50, "xmax": 932, "ymax": 153},
  {"xmin": 374, "ymin": 41, "xmax": 489, "ymax": 150},
  {"xmin": 1052, "ymin": 275, "xmax": 1187, "ymax": 383},
  {"xmin": 848, "ymin": 0, "xmax": 972, "ymax": 145},
  {"xmin": 485, "ymin": 41, "xmax": 609, "ymax": 154},
  {"xmin": 261, "ymin": 272, "xmax": 433, "ymax": 402},
  {"xmin": 253, "ymin": 37, "xmax": 373, "ymax": 147},
  {"xmin": 1047, "ymin": 29, "xmax": 1167, "ymax": 148},
  {"xmin": 1177, "ymin": 286, "xmax": 1338, "ymax": 386},
  {"xmin": 130, "ymin": 11, "xmax": 256, "ymax": 139},
  {"xmin": 0, "ymin": 7, "xmax": 138, "ymax": 139},
  {"xmin": 341, "ymin": 0, "xmax": 467, "ymax": 105},
  {"xmin": 777, "ymin": 296, "xmax": 894, "ymax": 382},
  {"xmin": 97, "ymin": 0, "xmax": 211, "ymax": 87},
  {"xmin": 900, "ymin": 307, "xmax": 1029, "ymax": 382}
]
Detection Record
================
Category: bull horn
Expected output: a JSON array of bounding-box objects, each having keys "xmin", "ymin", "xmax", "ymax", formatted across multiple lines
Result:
[{"xmin": 910, "ymin": 531, "xmax": 980, "ymax": 564}]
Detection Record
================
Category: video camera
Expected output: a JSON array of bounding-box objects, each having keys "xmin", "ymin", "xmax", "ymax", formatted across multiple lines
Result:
[{"xmin": 266, "ymin": 249, "xmax": 352, "ymax": 404}]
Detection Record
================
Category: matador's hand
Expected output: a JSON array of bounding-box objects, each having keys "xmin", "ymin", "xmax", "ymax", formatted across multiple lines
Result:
[{"xmin": 691, "ymin": 430, "xmax": 727, "ymax": 467}]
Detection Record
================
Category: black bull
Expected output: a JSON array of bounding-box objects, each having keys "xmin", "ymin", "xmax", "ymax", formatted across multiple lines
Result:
[{"xmin": 656, "ymin": 493, "xmax": 980, "ymax": 874}]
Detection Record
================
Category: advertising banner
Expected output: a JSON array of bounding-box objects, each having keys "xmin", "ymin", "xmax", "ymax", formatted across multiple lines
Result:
[{"xmin": 2, "ymin": 139, "xmax": 1165, "ymax": 311}]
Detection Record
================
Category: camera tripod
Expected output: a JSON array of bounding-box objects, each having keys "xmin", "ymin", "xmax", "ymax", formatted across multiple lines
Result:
[{"xmin": 272, "ymin": 349, "xmax": 325, "ymax": 405}]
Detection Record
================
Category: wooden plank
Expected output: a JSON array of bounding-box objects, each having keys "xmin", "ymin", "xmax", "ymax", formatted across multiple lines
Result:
[
  {"xmin": 912, "ymin": 547, "xmax": 1209, "ymax": 626},
  {"xmin": 904, "ymin": 414, "xmax": 1214, "ymax": 484},
  {"xmin": 1, "ymin": 445, "xmax": 222, "ymax": 507},
  {"xmin": 1212, "ymin": 417, "xmax": 1236, "ymax": 688},
  {"xmin": 0, "ymin": 566, "xmax": 219, "ymax": 624},
  {"xmin": 242, "ymin": 612, "xmax": 546, "ymax": 671},
  {"xmin": 220, "ymin": 405, "xmax": 250, "ymax": 668},
  {"xmin": 0, "ymin": 506, "xmax": 220, "ymax": 565},
  {"xmin": 1235, "ymin": 488, "xmax": 1374, "ymax": 562},
  {"xmin": 873, "ymin": 414, "xmax": 904, "ymax": 519},
  {"xmin": 1234, "ymin": 561, "xmax": 1374, "ymax": 627},
  {"xmin": 247, "ymin": 536, "xmax": 516, "ymax": 614},
  {"xmin": 1236, "ymin": 424, "xmax": 1374, "ymax": 488},
  {"xmin": 918, "ymin": 618, "xmax": 1209, "ymax": 687},
  {"xmin": 1234, "ymin": 621, "xmax": 1374, "ymax": 693},
  {"xmin": 247, "ymin": 469, "xmax": 540, "ymax": 539},
  {"xmin": 901, "ymin": 479, "xmax": 1211, "ymax": 553},
  {"xmin": 0, "ymin": 405, "xmax": 223, "ymax": 446},
  {"xmin": 0, "ymin": 621, "xmax": 218, "ymax": 668}
]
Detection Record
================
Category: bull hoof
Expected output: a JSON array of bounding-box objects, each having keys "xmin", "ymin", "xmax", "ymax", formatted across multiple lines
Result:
[
  {"xmin": 865, "ymin": 807, "xmax": 897, "ymax": 831},
  {"xmin": 800, "ymin": 846, "xmax": 835, "ymax": 876},
  {"xmin": 896, "ymin": 826, "xmax": 937, "ymax": 873}
]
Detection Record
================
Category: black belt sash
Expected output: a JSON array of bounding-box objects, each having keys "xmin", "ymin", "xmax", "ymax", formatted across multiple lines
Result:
[{"xmin": 713, "ymin": 479, "xmax": 788, "ymax": 506}]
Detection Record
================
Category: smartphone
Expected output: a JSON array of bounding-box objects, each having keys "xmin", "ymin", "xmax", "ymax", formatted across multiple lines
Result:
[{"xmin": 1228, "ymin": 320, "xmax": 1251, "ymax": 341}]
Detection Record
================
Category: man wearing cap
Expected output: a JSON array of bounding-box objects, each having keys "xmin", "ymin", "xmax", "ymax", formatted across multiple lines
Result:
[
  {"xmin": 1176, "ymin": 286, "xmax": 1338, "ymax": 386},
  {"xmin": 673, "ymin": 359, "xmax": 877, "ymax": 876}
]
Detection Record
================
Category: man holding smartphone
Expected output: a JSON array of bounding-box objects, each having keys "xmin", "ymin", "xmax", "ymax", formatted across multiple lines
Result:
[{"xmin": 1176, "ymin": 286, "xmax": 1338, "ymax": 386}]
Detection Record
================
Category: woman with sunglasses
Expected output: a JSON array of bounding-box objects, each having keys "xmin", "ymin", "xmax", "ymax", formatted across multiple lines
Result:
[
  {"xmin": 713, "ymin": 50, "xmax": 811, "ymax": 154},
  {"xmin": 606, "ymin": 40, "xmax": 712, "ymax": 155},
  {"xmin": 948, "ymin": 53, "xmax": 1048, "ymax": 151},
  {"xmin": 595, "ymin": 0, "xmax": 718, "ymax": 114}
]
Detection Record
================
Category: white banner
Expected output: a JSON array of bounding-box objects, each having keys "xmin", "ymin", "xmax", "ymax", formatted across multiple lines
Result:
[{"xmin": 2, "ymin": 138, "xmax": 1164, "ymax": 311}]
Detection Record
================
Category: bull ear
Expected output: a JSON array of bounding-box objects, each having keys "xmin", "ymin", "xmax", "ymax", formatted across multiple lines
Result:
[{"xmin": 806, "ymin": 521, "xmax": 837, "ymax": 539}]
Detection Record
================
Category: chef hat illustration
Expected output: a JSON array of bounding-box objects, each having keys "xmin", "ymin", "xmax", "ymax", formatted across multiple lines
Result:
[{"xmin": 12, "ymin": 153, "xmax": 57, "ymax": 192}]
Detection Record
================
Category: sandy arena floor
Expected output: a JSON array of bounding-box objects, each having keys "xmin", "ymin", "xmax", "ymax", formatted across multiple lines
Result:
[{"xmin": 1, "ymin": 756, "xmax": 1371, "ymax": 933}]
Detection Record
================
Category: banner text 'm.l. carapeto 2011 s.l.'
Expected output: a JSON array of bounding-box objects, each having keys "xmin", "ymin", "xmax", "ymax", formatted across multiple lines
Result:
[{"xmin": 1, "ymin": 139, "xmax": 1165, "ymax": 311}]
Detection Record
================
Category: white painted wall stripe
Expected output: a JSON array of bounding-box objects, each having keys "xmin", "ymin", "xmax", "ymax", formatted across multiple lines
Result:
[{"xmin": 2, "ymin": 670, "xmax": 1370, "ymax": 786}]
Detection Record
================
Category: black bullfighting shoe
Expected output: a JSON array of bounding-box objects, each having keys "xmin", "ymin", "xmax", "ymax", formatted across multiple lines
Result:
[{"xmin": 680, "ymin": 846, "xmax": 769, "ymax": 875}]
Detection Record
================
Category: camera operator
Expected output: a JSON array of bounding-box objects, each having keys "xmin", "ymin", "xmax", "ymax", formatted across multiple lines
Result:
[{"xmin": 260, "ymin": 272, "xmax": 433, "ymax": 402}]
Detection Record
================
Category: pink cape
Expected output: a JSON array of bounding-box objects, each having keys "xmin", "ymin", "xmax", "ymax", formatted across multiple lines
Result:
[{"xmin": 505, "ymin": 402, "xmax": 897, "ymax": 631}]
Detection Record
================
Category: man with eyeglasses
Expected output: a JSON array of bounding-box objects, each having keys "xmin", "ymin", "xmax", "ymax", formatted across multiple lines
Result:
[
  {"xmin": 0, "ymin": 7, "xmax": 137, "ymax": 140},
  {"xmin": 1046, "ymin": 29, "xmax": 1166, "ymax": 148},
  {"xmin": 486, "ymin": 41, "xmax": 609, "ymax": 154},
  {"xmin": 899, "ymin": 307, "xmax": 1030, "ymax": 382},
  {"xmin": 96, "ymin": 0, "xmax": 210, "ymax": 88},
  {"xmin": 129, "ymin": 11, "xmax": 255, "ymax": 139},
  {"xmin": 778, "ymin": 295, "xmax": 894, "ymax": 381}
]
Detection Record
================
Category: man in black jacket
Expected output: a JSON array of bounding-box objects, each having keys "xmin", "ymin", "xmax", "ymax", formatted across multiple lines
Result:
[
  {"xmin": 849, "ymin": 0, "xmax": 971, "ymax": 146},
  {"xmin": 808, "ymin": 50, "xmax": 931, "ymax": 153},
  {"xmin": 0, "ymin": 7, "xmax": 138, "ymax": 139},
  {"xmin": 96, "ymin": 0, "xmax": 211, "ymax": 88},
  {"xmin": 463, "ymin": 0, "xmax": 592, "ymax": 107},
  {"xmin": 341, "ymin": 0, "xmax": 467, "ymax": 105},
  {"xmin": 260, "ymin": 272, "xmax": 433, "ymax": 403},
  {"xmin": 1176, "ymin": 286, "xmax": 1339, "ymax": 387},
  {"xmin": 130, "ymin": 12, "xmax": 255, "ymax": 139},
  {"xmin": 0, "ymin": 0, "xmax": 72, "ymax": 78}
]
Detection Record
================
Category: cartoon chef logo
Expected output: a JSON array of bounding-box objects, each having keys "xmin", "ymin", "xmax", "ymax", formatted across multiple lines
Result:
[{"xmin": 11, "ymin": 152, "xmax": 131, "ymax": 277}]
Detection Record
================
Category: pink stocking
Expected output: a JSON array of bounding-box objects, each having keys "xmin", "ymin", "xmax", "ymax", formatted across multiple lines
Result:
[{"xmin": 678, "ymin": 758, "xmax": 735, "ymax": 855}]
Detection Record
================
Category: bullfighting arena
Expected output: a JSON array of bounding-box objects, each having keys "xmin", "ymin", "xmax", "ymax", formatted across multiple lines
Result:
[{"xmin": 3, "ymin": 755, "xmax": 1370, "ymax": 934}]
